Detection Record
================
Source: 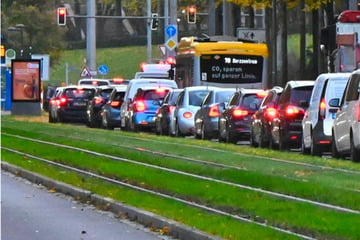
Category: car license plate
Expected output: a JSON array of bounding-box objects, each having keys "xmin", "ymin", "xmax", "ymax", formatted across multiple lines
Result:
[
  {"xmin": 73, "ymin": 102, "xmax": 86, "ymax": 106},
  {"xmin": 331, "ymin": 113, "xmax": 336, "ymax": 119}
]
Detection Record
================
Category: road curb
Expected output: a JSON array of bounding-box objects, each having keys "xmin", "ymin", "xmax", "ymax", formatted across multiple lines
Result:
[{"xmin": 1, "ymin": 162, "xmax": 219, "ymax": 240}]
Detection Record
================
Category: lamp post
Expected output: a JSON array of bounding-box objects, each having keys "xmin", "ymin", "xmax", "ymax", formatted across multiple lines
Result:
[{"xmin": 7, "ymin": 24, "xmax": 25, "ymax": 58}]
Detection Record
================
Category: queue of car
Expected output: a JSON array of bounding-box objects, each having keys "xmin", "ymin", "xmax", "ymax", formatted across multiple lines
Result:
[{"xmin": 47, "ymin": 69, "xmax": 360, "ymax": 162}]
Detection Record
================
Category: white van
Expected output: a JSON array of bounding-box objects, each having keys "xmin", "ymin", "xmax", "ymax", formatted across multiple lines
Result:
[
  {"xmin": 120, "ymin": 78, "xmax": 178, "ymax": 130},
  {"xmin": 330, "ymin": 69, "xmax": 360, "ymax": 161},
  {"xmin": 302, "ymin": 72, "xmax": 351, "ymax": 156}
]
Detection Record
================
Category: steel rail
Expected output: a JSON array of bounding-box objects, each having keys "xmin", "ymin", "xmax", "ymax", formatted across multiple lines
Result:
[
  {"xmin": 3, "ymin": 133, "xmax": 360, "ymax": 215},
  {"xmin": 2, "ymin": 146, "xmax": 317, "ymax": 240}
]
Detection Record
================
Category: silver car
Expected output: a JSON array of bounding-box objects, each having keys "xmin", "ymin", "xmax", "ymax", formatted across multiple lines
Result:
[
  {"xmin": 330, "ymin": 69, "xmax": 360, "ymax": 162},
  {"xmin": 171, "ymin": 86, "xmax": 218, "ymax": 137},
  {"xmin": 194, "ymin": 88, "xmax": 236, "ymax": 140}
]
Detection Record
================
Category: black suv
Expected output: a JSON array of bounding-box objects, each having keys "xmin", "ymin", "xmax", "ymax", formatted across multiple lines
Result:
[
  {"xmin": 86, "ymin": 85, "xmax": 115, "ymax": 128},
  {"xmin": 48, "ymin": 85, "xmax": 95, "ymax": 123},
  {"xmin": 270, "ymin": 81, "xmax": 315, "ymax": 150},
  {"xmin": 218, "ymin": 88, "xmax": 266, "ymax": 144},
  {"xmin": 250, "ymin": 86, "xmax": 283, "ymax": 148}
]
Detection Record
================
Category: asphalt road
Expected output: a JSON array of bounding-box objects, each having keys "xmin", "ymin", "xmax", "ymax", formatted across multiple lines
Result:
[{"xmin": 1, "ymin": 171, "xmax": 169, "ymax": 240}]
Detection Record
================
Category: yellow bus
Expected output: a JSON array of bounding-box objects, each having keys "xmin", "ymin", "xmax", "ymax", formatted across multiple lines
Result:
[{"xmin": 175, "ymin": 36, "xmax": 268, "ymax": 89}]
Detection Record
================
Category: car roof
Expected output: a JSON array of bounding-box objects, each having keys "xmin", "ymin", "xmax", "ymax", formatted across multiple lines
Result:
[
  {"xmin": 183, "ymin": 86, "xmax": 219, "ymax": 91},
  {"xmin": 316, "ymin": 72, "xmax": 351, "ymax": 81},
  {"xmin": 113, "ymin": 85, "xmax": 128, "ymax": 91},
  {"xmin": 286, "ymin": 80, "xmax": 315, "ymax": 88},
  {"xmin": 237, "ymin": 88, "xmax": 266, "ymax": 94},
  {"xmin": 63, "ymin": 85, "xmax": 96, "ymax": 89}
]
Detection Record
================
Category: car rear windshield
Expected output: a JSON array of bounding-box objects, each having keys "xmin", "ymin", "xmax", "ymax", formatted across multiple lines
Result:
[
  {"xmin": 289, "ymin": 87, "xmax": 313, "ymax": 106},
  {"xmin": 64, "ymin": 88, "xmax": 94, "ymax": 99},
  {"xmin": 240, "ymin": 94, "xmax": 263, "ymax": 111},
  {"xmin": 215, "ymin": 91, "xmax": 234, "ymax": 103},
  {"xmin": 189, "ymin": 90, "xmax": 210, "ymax": 106},
  {"xmin": 143, "ymin": 89, "xmax": 169, "ymax": 101}
]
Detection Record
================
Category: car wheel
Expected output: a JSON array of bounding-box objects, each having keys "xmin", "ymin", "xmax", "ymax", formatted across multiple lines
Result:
[
  {"xmin": 175, "ymin": 120, "xmax": 182, "ymax": 137},
  {"xmin": 200, "ymin": 124, "xmax": 209, "ymax": 140},
  {"xmin": 331, "ymin": 131, "xmax": 341, "ymax": 159},
  {"xmin": 350, "ymin": 134, "xmax": 360, "ymax": 162},
  {"xmin": 310, "ymin": 134, "xmax": 322, "ymax": 156},
  {"xmin": 259, "ymin": 127, "xmax": 268, "ymax": 148},
  {"xmin": 301, "ymin": 134, "xmax": 310, "ymax": 155},
  {"xmin": 48, "ymin": 112, "xmax": 54, "ymax": 123},
  {"xmin": 279, "ymin": 131, "xmax": 289, "ymax": 151},
  {"xmin": 269, "ymin": 136, "xmax": 278, "ymax": 150},
  {"xmin": 225, "ymin": 127, "xmax": 237, "ymax": 144},
  {"xmin": 249, "ymin": 127, "xmax": 258, "ymax": 148},
  {"xmin": 218, "ymin": 122, "xmax": 226, "ymax": 142}
]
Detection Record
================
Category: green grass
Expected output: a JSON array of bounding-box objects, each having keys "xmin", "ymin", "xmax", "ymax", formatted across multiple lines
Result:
[
  {"xmin": 2, "ymin": 116, "xmax": 360, "ymax": 240},
  {"xmin": 50, "ymin": 46, "xmax": 163, "ymax": 86}
]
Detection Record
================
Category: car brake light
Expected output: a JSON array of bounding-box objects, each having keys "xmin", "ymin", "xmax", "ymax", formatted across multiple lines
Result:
[
  {"xmin": 319, "ymin": 98, "xmax": 326, "ymax": 119},
  {"xmin": 264, "ymin": 107, "xmax": 278, "ymax": 121},
  {"xmin": 134, "ymin": 100, "xmax": 145, "ymax": 112},
  {"xmin": 357, "ymin": 103, "xmax": 360, "ymax": 122},
  {"xmin": 256, "ymin": 91, "xmax": 267, "ymax": 98},
  {"xmin": 94, "ymin": 97, "xmax": 103, "ymax": 105},
  {"xmin": 232, "ymin": 108, "xmax": 249, "ymax": 117},
  {"xmin": 110, "ymin": 100, "xmax": 121, "ymax": 107},
  {"xmin": 59, "ymin": 97, "xmax": 67, "ymax": 106},
  {"xmin": 156, "ymin": 88, "xmax": 166, "ymax": 94},
  {"xmin": 285, "ymin": 105, "xmax": 304, "ymax": 116},
  {"xmin": 183, "ymin": 112, "xmax": 192, "ymax": 119},
  {"xmin": 167, "ymin": 105, "xmax": 176, "ymax": 113},
  {"xmin": 112, "ymin": 77, "xmax": 124, "ymax": 83},
  {"xmin": 91, "ymin": 80, "xmax": 98, "ymax": 85},
  {"xmin": 208, "ymin": 105, "xmax": 220, "ymax": 117}
]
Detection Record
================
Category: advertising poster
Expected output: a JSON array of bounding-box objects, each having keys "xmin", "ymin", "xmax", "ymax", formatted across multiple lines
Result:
[{"xmin": 12, "ymin": 60, "xmax": 41, "ymax": 101}]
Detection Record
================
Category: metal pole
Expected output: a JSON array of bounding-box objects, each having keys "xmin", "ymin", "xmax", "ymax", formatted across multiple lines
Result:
[
  {"xmin": 168, "ymin": 0, "xmax": 177, "ymax": 58},
  {"xmin": 208, "ymin": 0, "xmax": 215, "ymax": 36},
  {"xmin": 147, "ymin": 0, "xmax": 152, "ymax": 63},
  {"xmin": 65, "ymin": 62, "xmax": 69, "ymax": 85},
  {"xmin": 87, "ymin": 0, "xmax": 96, "ymax": 73},
  {"xmin": 164, "ymin": 0, "xmax": 169, "ymax": 44}
]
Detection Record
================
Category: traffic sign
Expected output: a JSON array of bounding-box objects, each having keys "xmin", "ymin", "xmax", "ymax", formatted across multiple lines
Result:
[
  {"xmin": 80, "ymin": 66, "xmax": 91, "ymax": 78},
  {"xmin": 165, "ymin": 25, "xmax": 177, "ymax": 38},
  {"xmin": 165, "ymin": 38, "xmax": 177, "ymax": 50},
  {"xmin": 5, "ymin": 49, "xmax": 16, "ymax": 66},
  {"xmin": 98, "ymin": 64, "xmax": 109, "ymax": 75}
]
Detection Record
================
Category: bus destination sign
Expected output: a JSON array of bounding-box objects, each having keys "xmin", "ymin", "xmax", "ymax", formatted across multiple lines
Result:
[{"xmin": 200, "ymin": 54, "xmax": 263, "ymax": 84}]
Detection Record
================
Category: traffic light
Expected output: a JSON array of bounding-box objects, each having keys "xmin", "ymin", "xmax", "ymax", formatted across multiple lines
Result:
[
  {"xmin": 187, "ymin": 6, "xmax": 196, "ymax": 24},
  {"xmin": 57, "ymin": 7, "xmax": 66, "ymax": 26},
  {"xmin": 151, "ymin": 13, "xmax": 159, "ymax": 30},
  {"xmin": 0, "ymin": 45, "xmax": 5, "ymax": 64}
]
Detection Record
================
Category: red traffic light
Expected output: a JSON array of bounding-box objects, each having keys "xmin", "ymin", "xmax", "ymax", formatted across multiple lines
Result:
[
  {"xmin": 187, "ymin": 6, "xmax": 196, "ymax": 24},
  {"xmin": 57, "ymin": 7, "xmax": 66, "ymax": 26},
  {"xmin": 188, "ymin": 6, "xmax": 196, "ymax": 14}
]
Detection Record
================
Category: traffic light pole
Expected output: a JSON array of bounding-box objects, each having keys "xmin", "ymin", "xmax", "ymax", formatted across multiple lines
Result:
[
  {"xmin": 146, "ymin": 0, "xmax": 152, "ymax": 63},
  {"xmin": 87, "ymin": 0, "xmax": 96, "ymax": 74}
]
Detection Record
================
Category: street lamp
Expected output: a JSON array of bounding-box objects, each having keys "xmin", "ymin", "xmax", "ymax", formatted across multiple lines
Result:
[{"xmin": 8, "ymin": 24, "xmax": 25, "ymax": 57}]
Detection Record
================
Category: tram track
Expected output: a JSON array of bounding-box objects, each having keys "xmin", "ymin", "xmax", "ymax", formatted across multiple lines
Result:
[
  {"xmin": 2, "ymin": 132, "xmax": 360, "ymax": 215},
  {"xmin": 2, "ymin": 146, "xmax": 316, "ymax": 240},
  {"xmin": 2, "ymin": 124, "xmax": 360, "ymax": 239}
]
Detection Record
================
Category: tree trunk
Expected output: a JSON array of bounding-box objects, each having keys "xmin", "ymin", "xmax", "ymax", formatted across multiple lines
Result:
[
  {"xmin": 312, "ymin": 9, "xmax": 320, "ymax": 78},
  {"xmin": 299, "ymin": 0, "xmax": 306, "ymax": 79},
  {"xmin": 265, "ymin": 6, "xmax": 272, "ymax": 88},
  {"xmin": 278, "ymin": 1, "xmax": 288, "ymax": 85}
]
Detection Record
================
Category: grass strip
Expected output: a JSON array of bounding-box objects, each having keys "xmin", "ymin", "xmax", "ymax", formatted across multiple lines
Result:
[
  {"xmin": 1, "ymin": 150, "xmax": 301, "ymax": 240},
  {"xmin": 2, "ymin": 136, "xmax": 360, "ymax": 240},
  {"xmin": 2, "ymin": 127, "xmax": 360, "ymax": 211}
]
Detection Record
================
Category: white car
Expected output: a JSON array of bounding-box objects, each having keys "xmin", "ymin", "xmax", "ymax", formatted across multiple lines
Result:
[
  {"xmin": 330, "ymin": 69, "xmax": 360, "ymax": 162},
  {"xmin": 171, "ymin": 86, "xmax": 218, "ymax": 136},
  {"xmin": 302, "ymin": 73, "xmax": 351, "ymax": 156}
]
